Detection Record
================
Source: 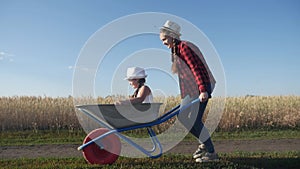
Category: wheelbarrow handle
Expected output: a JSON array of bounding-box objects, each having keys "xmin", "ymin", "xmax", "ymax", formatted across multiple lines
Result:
[
  {"xmin": 179, "ymin": 98, "xmax": 200, "ymax": 111},
  {"xmin": 192, "ymin": 98, "xmax": 200, "ymax": 104}
]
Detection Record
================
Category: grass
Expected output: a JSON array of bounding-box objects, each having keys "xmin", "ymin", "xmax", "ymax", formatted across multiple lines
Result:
[
  {"xmin": 1, "ymin": 129, "xmax": 299, "ymax": 146},
  {"xmin": 1, "ymin": 152, "xmax": 299, "ymax": 169},
  {"xmin": 1, "ymin": 96, "xmax": 299, "ymax": 168},
  {"xmin": 0, "ymin": 130, "xmax": 86, "ymax": 146},
  {"xmin": 1, "ymin": 129, "xmax": 299, "ymax": 168},
  {"xmin": 211, "ymin": 128, "xmax": 300, "ymax": 140}
]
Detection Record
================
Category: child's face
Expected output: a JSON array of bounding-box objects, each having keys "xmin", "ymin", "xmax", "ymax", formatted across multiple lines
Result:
[{"xmin": 128, "ymin": 79, "xmax": 139, "ymax": 89}]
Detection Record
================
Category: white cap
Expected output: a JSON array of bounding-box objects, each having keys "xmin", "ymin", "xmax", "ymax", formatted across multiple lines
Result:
[
  {"xmin": 124, "ymin": 67, "xmax": 147, "ymax": 80},
  {"xmin": 160, "ymin": 20, "xmax": 181, "ymax": 37}
]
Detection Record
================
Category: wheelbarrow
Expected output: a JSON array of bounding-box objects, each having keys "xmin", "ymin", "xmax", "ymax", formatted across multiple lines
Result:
[{"xmin": 76, "ymin": 98, "xmax": 200, "ymax": 165}]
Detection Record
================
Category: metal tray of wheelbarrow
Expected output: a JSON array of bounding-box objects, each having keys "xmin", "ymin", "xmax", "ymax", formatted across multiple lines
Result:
[{"xmin": 76, "ymin": 103, "xmax": 163, "ymax": 129}]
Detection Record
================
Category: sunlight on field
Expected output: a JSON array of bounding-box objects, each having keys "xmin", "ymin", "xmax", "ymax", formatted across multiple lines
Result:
[{"xmin": 0, "ymin": 96, "xmax": 299, "ymax": 131}]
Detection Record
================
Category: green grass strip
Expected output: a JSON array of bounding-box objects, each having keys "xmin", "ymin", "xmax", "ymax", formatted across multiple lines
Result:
[
  {"xmin": 0, "ymin": 151, "xmax": 299, "ymax": 169},
  {"xmin": 1, "ymin": 129, "xmax": 299, "ymax": 146}
]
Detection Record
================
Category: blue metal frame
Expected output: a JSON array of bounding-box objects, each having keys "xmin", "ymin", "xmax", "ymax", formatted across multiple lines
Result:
[{"xmin": 77, "ymin": 98, "xmax": 199, "ymax": 159}]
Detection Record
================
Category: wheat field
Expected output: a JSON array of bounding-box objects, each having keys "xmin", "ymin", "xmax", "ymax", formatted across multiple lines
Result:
[{"xmin": 0, "ymin": 96, "xmax": 299, "ymax": 131}]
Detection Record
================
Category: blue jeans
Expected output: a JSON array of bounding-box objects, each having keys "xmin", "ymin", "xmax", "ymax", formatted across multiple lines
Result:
[{"xmin": 178, "ymin": 95, "xmax": 215, "ymax": 153}]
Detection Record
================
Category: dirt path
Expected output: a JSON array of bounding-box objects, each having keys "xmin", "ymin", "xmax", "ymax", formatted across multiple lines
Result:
[{"xmin": 1, "ymin": 139, "xmax": 299, "ymax": 159}]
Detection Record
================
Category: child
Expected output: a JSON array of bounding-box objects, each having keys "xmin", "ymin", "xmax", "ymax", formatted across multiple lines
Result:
[
  {"xmin": 159, "ymin": 20, "xmax": 218, "ymax": 163},
  {"xmin": 116, "ymin": 67, "xmax": 153, "ymax": 104}
]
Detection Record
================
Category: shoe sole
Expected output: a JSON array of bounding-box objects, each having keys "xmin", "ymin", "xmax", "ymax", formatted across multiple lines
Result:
[
  {"xmin": 195, "ymin": 158, "xmax": 219, "ymax": 163},
  {"xmin": 193, "ymin": 153, "xmax": 205, "ymax": 159}
]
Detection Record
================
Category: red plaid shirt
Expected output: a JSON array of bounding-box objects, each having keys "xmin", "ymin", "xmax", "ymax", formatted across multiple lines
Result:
[{"xmin": 175, "ymin": 41, "xmax": 215, "ymax": 98}]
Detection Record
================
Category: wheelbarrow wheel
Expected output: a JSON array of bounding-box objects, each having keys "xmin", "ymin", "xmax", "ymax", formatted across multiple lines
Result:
[{"xmin": 82, "ymin": 128, "xmax": 121, "ymax": 165}]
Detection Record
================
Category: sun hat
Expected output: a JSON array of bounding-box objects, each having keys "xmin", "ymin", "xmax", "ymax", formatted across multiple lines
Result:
[
  {"xmin": 124, "ymin": 67, "xmax": 148, "ymax": 80},
  {"xmin": 160, "ymin": 20, "xmax": 181, "ymax": 37}
]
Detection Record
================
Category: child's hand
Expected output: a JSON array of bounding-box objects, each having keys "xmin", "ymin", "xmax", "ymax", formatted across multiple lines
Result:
[
  {"xmin": 115, "ymin": 100, "xmax": 130, "ymax": 105},
  {"xmin": 114, "ymin": 101, "xmax": 121, "ymax": 105}
]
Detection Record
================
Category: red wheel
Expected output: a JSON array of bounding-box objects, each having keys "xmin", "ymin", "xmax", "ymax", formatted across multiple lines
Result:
[{"xmin": 82, "ymin": 128, "xmax": 121, "ymax": 165}]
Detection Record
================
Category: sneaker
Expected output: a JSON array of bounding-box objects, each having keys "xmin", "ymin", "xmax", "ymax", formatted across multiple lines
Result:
[
  {"xmin": 193, "ymin": 144, "xmax": 207, "ymax": 159},
  {"xmin": 195, "ymin": 152, "xmax": 219, "ymax": 163}
]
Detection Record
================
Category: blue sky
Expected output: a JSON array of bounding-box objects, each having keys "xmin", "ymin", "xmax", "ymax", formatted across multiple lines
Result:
[{"xmin": 1, "ymin": 0, "xmax": 299, "ymax": 97}]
